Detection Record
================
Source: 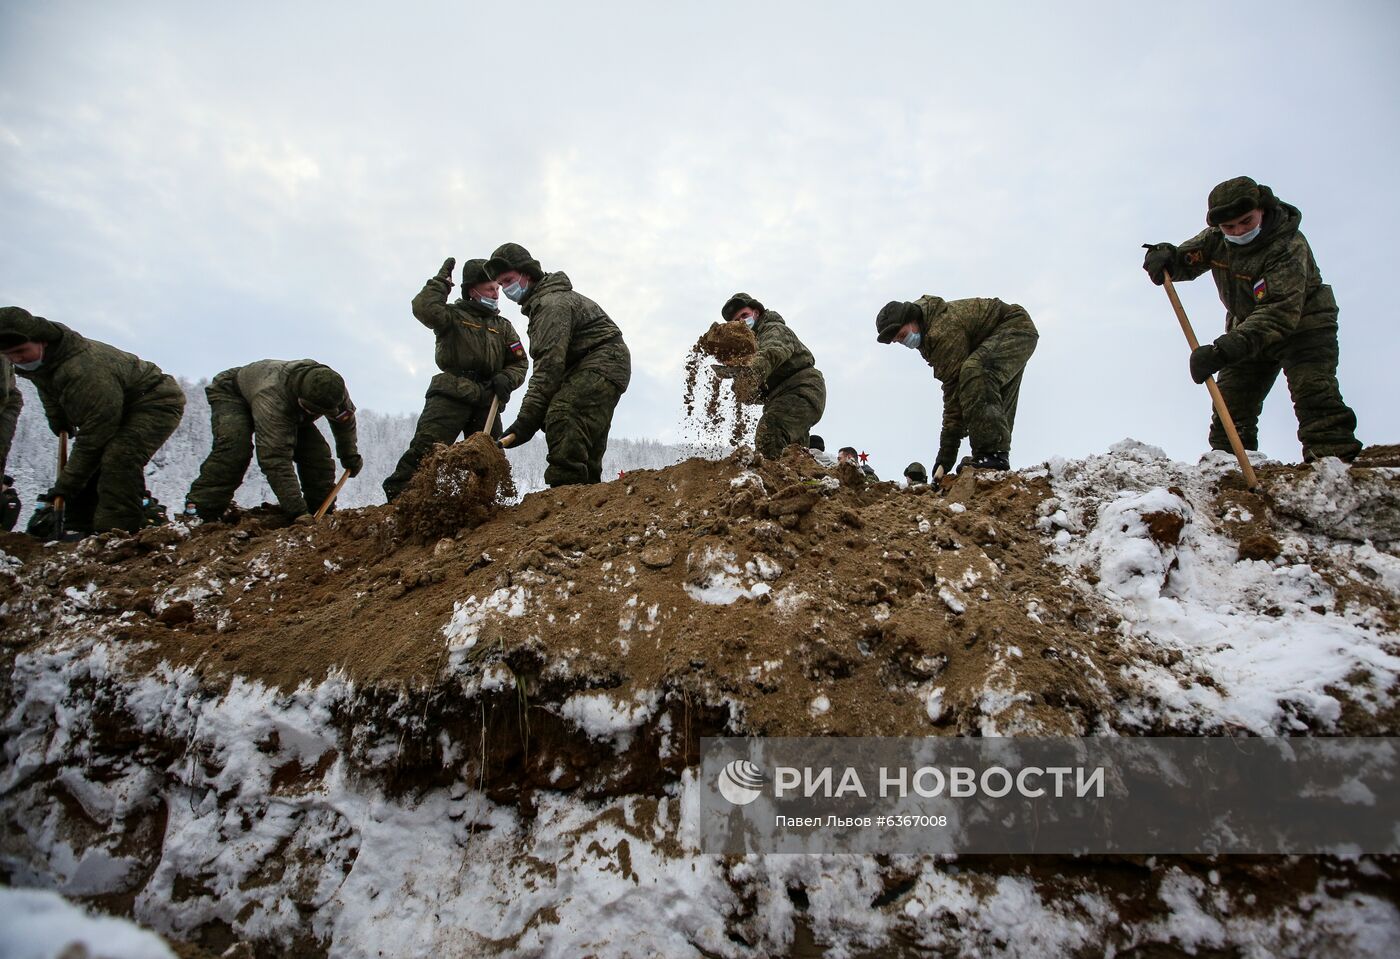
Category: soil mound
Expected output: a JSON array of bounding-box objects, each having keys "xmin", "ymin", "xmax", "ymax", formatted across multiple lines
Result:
[
  {"xmin": 697, "ymin": 319, "xmax": 757, "ymax": 363},
  {"xmin": 394, "ymin": 433, "xmax": 515, "ymax": 541}
]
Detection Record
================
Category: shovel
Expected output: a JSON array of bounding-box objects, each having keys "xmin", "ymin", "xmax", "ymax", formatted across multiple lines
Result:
[
  {"xmin": 313, "ymin": 470, "xmax": 350, "ymax": 521},
  {"xmin": 52, "ymin": 431, "xmax": 68, "ymax": 535},
  {"xmin": 1161, "ymin": 272, "xmax": 1260, "ymax": 491}
]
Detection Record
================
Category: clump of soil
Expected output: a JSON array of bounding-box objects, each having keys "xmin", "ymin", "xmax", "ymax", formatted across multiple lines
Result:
[
  {"xmin": 698, "ymin": 320, "xmax": 757, "ymax": 364},
  {"xmin": 395, "ymin": 434, "xmax": 516, "ymax": 540},
  {"xmin": 682, "ymin": 321, "xmax": 759, "ymax": 448}
]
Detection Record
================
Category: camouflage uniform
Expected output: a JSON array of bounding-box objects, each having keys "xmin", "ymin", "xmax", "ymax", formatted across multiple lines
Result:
[
  {"xmin": 721, "ymin": 293, "xmax": 826, "ymax": 458},
  {"xmin": 185, "ymin": 359, "xmax": 360, "ymax": 519},
  {"xmin": 0, "ymin": 307, "xmax": 185, "ymax": 534},
  {"xmin": 486, "ymin": 244, "xmax": 631, "ymax": 487},
  {"xmin": 1147, "ymin": 179, "xmax": 1361, "ymax": 461},
  {"xmin": 382, "ymin": 260, "xmax": 529, "ymax": 501},
  {"xmin": 0, "ymin": 359, "xmax": 21, "ymax": 477},
  {"xmin": 883, "ymin": 296, "xmax": 1038, "ymax": 473}
]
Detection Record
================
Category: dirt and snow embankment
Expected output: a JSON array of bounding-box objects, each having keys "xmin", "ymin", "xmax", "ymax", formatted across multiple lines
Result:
[{"xmin": 2, "ymin": 443, "xmax": 1398, "ymax": 957}]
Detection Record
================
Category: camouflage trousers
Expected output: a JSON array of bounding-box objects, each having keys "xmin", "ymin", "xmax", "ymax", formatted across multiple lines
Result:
[
  {"xmin": 383, "ymin": 391, "xmax": 502, "ymax": 501},
  {"xmin": 960, "ymin": 326, "xmax": 1038, "ymax": 455},
  {"xmin": 63, "ymin": 382, "xmax": 185, "ymax": 533},
  {"xmin": 187, "ymin": 381, "xmax": 335, "ymax": 518},
  {"xmin": 1210, "ymin": 326, "xmax": 1361, "ymax": 461},
  {"xmin": 755, "ymin": 367, "xmax": 826, "ymax": 459},
  {"xmin": 543, "ymin": 369, "xmax": 623, "ymax": 487}
]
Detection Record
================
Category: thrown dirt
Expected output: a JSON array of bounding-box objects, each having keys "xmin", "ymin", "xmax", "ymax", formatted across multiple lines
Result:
[
  {"xmin": 394, "ymin": 433, "xmax": 515, "ymax": 541},
  {"xmin": 682, "ymin": 321, "xmax": 759, "ymax": 449}
]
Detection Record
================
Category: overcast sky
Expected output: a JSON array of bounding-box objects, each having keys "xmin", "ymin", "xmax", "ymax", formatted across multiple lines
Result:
[{"xmin": 3, "ymin": 1, "xmax": 1397, "ymax": 477}]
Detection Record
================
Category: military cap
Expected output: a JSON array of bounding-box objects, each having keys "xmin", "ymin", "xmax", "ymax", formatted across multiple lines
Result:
[
  {"xmin": 808, "ymin": 434, "xmax": 826, "ymax": 452},
  {"xmin": 721, "ymin": 292, "xmax": 766, "ymax": 322},
  {"xmin": 0, "ymin": 306, "xmax": 49, "ymax": 349},
  {"xmin": 875, "ymin": 300, "xmax": 921, "ymax": 344},
  {"xmin": 298, "ymin": 366, "xmax": 349, "ymax": 415},
  {"xmin": 483, "ymin": 243, "xmax": 543, "ymax": 281},
  {"xmin": 459, "ymin": 258, "xmax": 493, "ymax": 291},
  {"xmin": 1206, "ymin": 176, "xmax": 1278, "ymax": 227},
  {"xmin": 904, "ymin": 462, "xmax": 928, "ymax": 484}
]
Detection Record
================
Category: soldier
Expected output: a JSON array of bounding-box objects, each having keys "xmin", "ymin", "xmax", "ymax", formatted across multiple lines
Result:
[
  {"xmin": 0, "ymin": 357, "xmax": 21, "ymax": 480},
  {"xmin": 903, "ymin": 462, "xmax": 929, "ymax": 486},
  {"xmin": 807, "ymin": 434, "xmax": 837, "ymax": 468},
  {"xmin": 141, "ymin": 489, "xmax": 169, "ymax": 527},
  {"xmin": 1, "ymin": 475, "xmax": 19, "ymax": 532},
  {"xmin": 486, "ymin": 243, "xmax": 631, "ymax": 486},
  {"xmin": 718, "ymin": 293, "xmax": 826, "ymax": 459},
  {"xmin": 382, "ymin": 257, "xmax": 529, "ymax": 501},
  {"xmin": 875, "ymin": 295, "xmax": 1038, "ymax": 475},
  {"xmin": 838, "ymin": 446, "xmax": 879, "ymax": 480},
  {"xmin": 0, "ymin": 306, "xmax": 185, "ymax": 535},
  {"xmin": 184, "ymin": 359, "xmax": 362, "ymax": 525},
  {"xmin": 1143, "ymin": 176, "xmax": 1362, "ymax": 462}
]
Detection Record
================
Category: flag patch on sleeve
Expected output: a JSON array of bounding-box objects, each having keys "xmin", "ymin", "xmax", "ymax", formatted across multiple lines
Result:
[
  {"xmin": 1252, "ymin": 278, "xmax": 1267, "ymax": 301},
  {"xmin": 508, "ymin": 340, "xmax": 525, "ymax": 357}
]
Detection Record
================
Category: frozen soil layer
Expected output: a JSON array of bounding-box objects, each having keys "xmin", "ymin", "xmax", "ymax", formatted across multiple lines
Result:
[{"xmin": 2, "ymin": 442, "xmax": 1398, "ymax": 957}]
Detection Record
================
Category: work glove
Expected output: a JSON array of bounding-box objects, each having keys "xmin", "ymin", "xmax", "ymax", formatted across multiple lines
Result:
[
  {"xmin": 491, "ymin": 372, "xmax": 512, "ymax": 403},
  {"xmin": 1141, "ymin": 243, "xmax": 1176, "ymax": 286},
  {"xmin": 341, "ymin": 453, "xmax": 364, "ymax": 478},
  {"xmin": 37, "ymin": 488, "xmax": 62, "ymax": 504},
  {"xmin": 1189, "ymin": 343, "xmax": 1224, "ymax": 384},
  {"xmin": 501, "ymin": 419, "xmax": 538, "ymax": 446},
  {"xmin": 935, "ymin": 433, "xmax": 960, "ymax": 477},
  {"xmin": 435, "ymin": 257, "xmax": 456, "ymax": 284},
  {"xmin": 293, "ymin": 513, "xmax": 318, "ymax": 527}
]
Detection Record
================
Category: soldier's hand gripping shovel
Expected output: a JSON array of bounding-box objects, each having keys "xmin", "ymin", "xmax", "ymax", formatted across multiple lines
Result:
[{"xmin": 1160, "ymin": 272, "xmax": 1260, "ymax": 491}]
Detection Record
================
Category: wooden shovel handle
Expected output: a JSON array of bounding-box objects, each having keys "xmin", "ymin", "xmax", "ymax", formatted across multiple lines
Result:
[
  {"xmin": 1162, "ymin": 273, "xmax": 1260, "ymax": 490},
  {"xmin": 314, "ymin": 470, "xmax": 350, "ymax": 521}
]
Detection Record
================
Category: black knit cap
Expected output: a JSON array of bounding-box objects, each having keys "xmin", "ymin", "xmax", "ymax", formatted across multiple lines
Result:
[
  {"xmin": 1206, "ymin": 176, "xmax": 1278, "ymax": 227},
  {"xmin": 483, "ymin": 243, "xmax": 544, "ymax": 281},
  {"xmin": 721, "ymin": 292, "xmax": 765, "ymax": 322},
  {"xmin": 875, "ymin": 301, "xmax": 921, "ymax": 344}
]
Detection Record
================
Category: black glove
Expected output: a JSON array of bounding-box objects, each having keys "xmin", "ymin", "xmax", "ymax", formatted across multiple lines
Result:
[
  {"xmin": 341, "ymin": 453, "xmax": 364, "ymax": 478},
  {"xmin": 1189, "ymin": 344, "xmax": 1223, "ymax": 384},
  {"xmin": 491, "ymin": 373, "xmax": 512, "ymax": 403},
  {"xmin": 435, "ymin": 257, "xmax": 456, "ymax": 284},
  {"xmin": 1142, "ymin": 243, "xmax": 1176, "ymax": 286},
  {"xmin": 37, "ymin": 488, "xmax": 59, "ymax": 504},
  {"xmin": 934, "ymin": 435, "xmax": 959, "ymax": 477},
  {"xmin": 502, "ymin": 420, "xmax": 538, "ymax": 446}
]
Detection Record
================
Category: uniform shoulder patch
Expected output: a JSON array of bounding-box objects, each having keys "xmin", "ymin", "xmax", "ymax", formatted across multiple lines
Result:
[
  {"xmin": 1185, "ymin": 250, "xmax": 1204, "ymax": 266},
  {"xmin": 508, "ymin": 340, "xmax": 525, "ymax": 358},
  {"xmin": 1251, "ymin": 277, "xmax": 1268, "ymax": 301}
]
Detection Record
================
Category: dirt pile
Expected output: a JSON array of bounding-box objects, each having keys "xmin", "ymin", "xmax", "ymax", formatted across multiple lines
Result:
[{"xmin": 394, "ymin": 433, "xmax": 515, "ymax": 541}]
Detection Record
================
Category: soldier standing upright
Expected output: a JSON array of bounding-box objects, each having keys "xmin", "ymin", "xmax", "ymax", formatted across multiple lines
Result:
[
  {"xmin": 382, "ymin": 257, "xmax": 529, "ymax": 501},
  {"xmin": 184, "ymin": 359, "xmax": 361, "ymax": 524},
  {"xmin": 717, "ymin": 293, "xmax": 826, "ymax": 459},
  {"xmin": 1143, "ymin": 176, "xmax": 1361, "ymax": 462},
  {"xmin": 0, "ymin": 306, "xmax": 185, "ymax": 535},
  {"xmin": 486, "ymin": 243, "xmax": 631, "ymax": 487},
  {"xmin": 875, "ymin": 295, "xmax": 1038, "ymax": 475}
]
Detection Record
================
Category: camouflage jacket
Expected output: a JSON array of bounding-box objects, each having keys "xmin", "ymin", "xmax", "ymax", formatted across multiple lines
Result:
[
  {"xmin": 224, "ymin": 359, "xmax": 360, "ymax": 516},
  {"xmin": 514, "ymin": 272, "xmax": 631, "ymax": 432},
  {"xmin": 5, "ymin": 315, "xmax": 182, "ymax": 499},
  {"xmin": 749, "ymin": 311, "xmax": 818, "ymax": 398},
  {"xmin": 1160, "ymin": 200, "xmax": 1336, "ymax": 362},
  {"xmin": 0, "ymin": 359, "xmax": 21, "ymax": 474},
  {"xmin": 915, "ymin": 295, "xmax": 1036, "ymax": 446},
  {"xmin": 410, "ymin": 276, "xmax": 529, "ymax": 405}
]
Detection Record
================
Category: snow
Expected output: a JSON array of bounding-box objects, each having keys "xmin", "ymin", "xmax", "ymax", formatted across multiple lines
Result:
[
  {"xmin": 0, "ymin": 887, "xmax": 176, "ymax": 959},
  {"xmin": 1047, "ymin": 440, "xmax": 1400, "ymax": 734}
]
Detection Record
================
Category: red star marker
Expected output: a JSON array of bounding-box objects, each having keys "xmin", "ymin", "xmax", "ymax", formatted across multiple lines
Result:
[
  {"xmin": 618, "ymin": 470, "xmax": 626, "ymax": 479},
  {"xmin": 858, "ymin": 451, "xmax": 870, "ymax": 464}
]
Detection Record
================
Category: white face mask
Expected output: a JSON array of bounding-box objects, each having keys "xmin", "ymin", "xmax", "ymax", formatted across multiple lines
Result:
[
  {"xmin": 476, "ymin": 296, "xmax": 500, "ymax": 313},
  {"xmin": 1223, "ymin": 224, "xmax": 1262, "ymax": 245},
  {"xmin": 901, "ymin": 332, "xmax": 922, "ymax": 350},
  {"xmin": 14, "ymin": 359, "xmax": 41, "ymax": 371},
  {"xmin": 502, "ymin": 280, "xmax": 528, "ymax": 303},
  {"xmin": 742, "ymin": 314, "xmax": 756, "ymax": 329}
]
